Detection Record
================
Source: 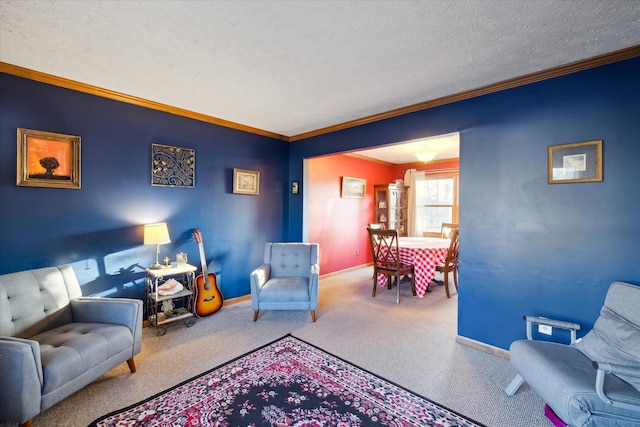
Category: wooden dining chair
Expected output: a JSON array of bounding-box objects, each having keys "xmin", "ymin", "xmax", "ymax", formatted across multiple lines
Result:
[
  {"xmin": 367, "ymin": 227, "xmax": 416, "ymax": 304},
  {"xmin": 440, "ymin": 222, "xmax": 459, "ymax": 239},
  {"xmin": 368, "ymin": 223, "xmax": 386, "ymax": 277},
  {"xmin": 435, "ymin": 228, "xmax": 459, "ymax": 298}
]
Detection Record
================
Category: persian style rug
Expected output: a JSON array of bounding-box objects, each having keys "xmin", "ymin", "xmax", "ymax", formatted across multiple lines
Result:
[{"xmin": 90, "ymin": 335, "xmax": 484, "ymax": 427}]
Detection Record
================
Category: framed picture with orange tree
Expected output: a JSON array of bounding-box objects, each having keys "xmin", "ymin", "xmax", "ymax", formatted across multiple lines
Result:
[{"xmin": 17, "ymin": 128, "xmax": 81, "ymax": 189}]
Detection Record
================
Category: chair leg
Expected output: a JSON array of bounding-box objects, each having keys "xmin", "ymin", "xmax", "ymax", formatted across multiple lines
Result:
[
  {"xmin": 396, "ymin": 273, "xmax": 400, "ymax": 304},
  {"xmin": 126, "ymin": 357, "xmax": 137, "ymax": 373},
  {"xmin": 454, "ymin": 266, "xmax": 458, "ymax": 293},
  {"xmin": 505, "ymin": 374, "xmax": 524, "ymax": 396},
  {"xmin": 310, "ymin": 310, "xmax": 316, "ymax": 322},
  {"xmin": 372, "ymin": 270, "xmax": 378, "ymax": 297},
  {"xmin": 253, "ymin": 310, "xmax": 259, "ymax": 321},
  {"xmin": 444, "ymin": 268, "xmax": 451, "ymax": 298},
  {"xmin": 410, "ymin": 273, "xmax": 417, "ymax": 296},
  {"xmin": 453, "ymin": 266, "xmax": 458, "ymax": 292}
]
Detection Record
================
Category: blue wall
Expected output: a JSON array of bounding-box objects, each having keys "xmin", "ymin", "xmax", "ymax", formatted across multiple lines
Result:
[
  {"xmin": 0, "ymin": 73, "xmax": 289, "ymax": 301},
  {"xmin": 289, "ymin": 57, "xmax": 640, "ymax": 350},
  {"xmin": 2, "ymin": 57, "xmax": 638, "ymax": 349}
]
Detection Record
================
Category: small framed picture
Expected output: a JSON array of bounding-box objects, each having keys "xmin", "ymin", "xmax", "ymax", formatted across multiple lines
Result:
[
  {"xmin": 233, "ymin": 168, "xmax": 260, "ymax": 195},
  {"xmin": 341, "ymin": 176, "xmax": 366, "ymax": 198},
  {"xmin": 548, "ymin": 140, "xmax": 602, "ymax": 184},
  {"xmin": 16, "ymin": 128, "xmax": 81, "ymax": 189},
  {"xmin": 291, "ymin": 181, "xmax": 299, "ymax": 195}
]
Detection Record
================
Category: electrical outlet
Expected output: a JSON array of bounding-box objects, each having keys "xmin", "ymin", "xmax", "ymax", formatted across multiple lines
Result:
[
  {"xmin": 538, "ymin": 324, "xmax": 553, "ymax": 335},
  {"xmin": 355, "ymin": 249, "xmax": 360, "ymax": 256}
]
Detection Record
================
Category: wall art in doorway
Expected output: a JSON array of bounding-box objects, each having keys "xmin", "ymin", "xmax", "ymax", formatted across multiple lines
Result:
[{"xmin": 341, "ymin": 176, "xmax": 366, "ymax": 198}]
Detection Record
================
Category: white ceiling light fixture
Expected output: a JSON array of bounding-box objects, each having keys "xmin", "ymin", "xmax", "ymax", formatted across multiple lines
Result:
[
  {"xmin": 415, "ymin": 151, "xmax": 438, "ymax": 163},
  {"xmin": 349, "ymin": 133, "xmax": 460, "ymax": 164}
]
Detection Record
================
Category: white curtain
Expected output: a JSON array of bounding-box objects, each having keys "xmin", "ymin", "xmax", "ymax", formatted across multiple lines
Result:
[{"xmin": 404, "ymin": 169, "xmax": 425, "ymax": 237}]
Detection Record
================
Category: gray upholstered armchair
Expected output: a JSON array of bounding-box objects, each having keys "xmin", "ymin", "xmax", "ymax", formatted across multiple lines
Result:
[
  {"xmin": 250, "ymin": 243, "xmax": 320, "ymax": 322},
  {"xmin": 505, "ymin": 281, "xmax": 640, "ymax": 426},
  {"xmin": 0, "ymin": 265, "xmax": 143, "ymax": 427}
]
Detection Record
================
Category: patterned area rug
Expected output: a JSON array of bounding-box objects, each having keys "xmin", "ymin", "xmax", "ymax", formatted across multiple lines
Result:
[{"xmin": 90, "ymin": 335, "xmax": 485, "ymax": 426}]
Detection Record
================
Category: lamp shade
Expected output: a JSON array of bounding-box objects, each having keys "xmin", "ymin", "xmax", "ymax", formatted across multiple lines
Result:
[{"xmin": 144, "ymin": 223, "xmax": 170, "ymax": 245}]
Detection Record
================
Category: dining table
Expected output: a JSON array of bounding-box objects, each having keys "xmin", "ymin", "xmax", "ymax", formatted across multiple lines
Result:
[{"xmin": 376, "ymin": 236, "xmax": 450, "ymax": 298}]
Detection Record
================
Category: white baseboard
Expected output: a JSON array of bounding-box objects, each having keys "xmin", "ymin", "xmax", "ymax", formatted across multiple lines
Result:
[
  {"xmin": 222, "ymin": 294, "xmax": 251, "ymax": 306},
  {"xmin": 456, "ymin": 335, "xmax": 510, "ymax": 360},
  {"xmin": 320, "ymin": 263, "xmax": 372, "ymax": 278}
]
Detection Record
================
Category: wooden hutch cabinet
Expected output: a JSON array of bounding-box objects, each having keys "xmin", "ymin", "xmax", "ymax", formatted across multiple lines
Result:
[{"xmin": 373, "ymin": 183, "xmax": 408, "ymax": 236}]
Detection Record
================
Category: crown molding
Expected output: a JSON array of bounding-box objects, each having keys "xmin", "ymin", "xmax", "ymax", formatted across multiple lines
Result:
[
  {"xmin": 288, "ymin": 45, "xmax": 640, "ymax": 142},
  {"xmin": 343, "ymin": 152, "xmax": 396, "ymax": 166},
  {"xmin": 2, "ymin": 44, "xmax": 638, "ymax": 143},
  {"xmin": 0, "ymin": 62, "xmax": 289, "ymax": 141}
]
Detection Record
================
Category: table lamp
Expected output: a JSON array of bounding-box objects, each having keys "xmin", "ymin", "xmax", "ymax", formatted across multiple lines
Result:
[{"xmin": 144, "ymin": 222, "xmax": 170, "ymax": 269}]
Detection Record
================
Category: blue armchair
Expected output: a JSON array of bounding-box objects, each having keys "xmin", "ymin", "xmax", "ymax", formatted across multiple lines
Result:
[
  {"xmin": 250, "ymin": 243, "xmax": 320, "ymax": 322},
  {"xmin": 505, "ymin": 281, "xmax": 640, "ymax": 426}
]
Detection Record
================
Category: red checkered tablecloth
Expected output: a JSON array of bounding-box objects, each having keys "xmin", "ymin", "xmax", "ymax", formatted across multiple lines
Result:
[{"xmin": 376, "ymin": 238, "xmax": 450, "ymax": 298}]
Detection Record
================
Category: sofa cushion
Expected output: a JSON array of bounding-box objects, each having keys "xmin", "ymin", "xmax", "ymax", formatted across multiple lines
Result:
[
  {"xmin": 259, "ymin": 278, "xmax": 310, "ymax": 302},
  {"xmin": 575, "ymin": 306, "xmax": 640, "ymax": 390},
  {"xmin": 32, "ymin": 322, "xmax": 134, "ymax": 394}
]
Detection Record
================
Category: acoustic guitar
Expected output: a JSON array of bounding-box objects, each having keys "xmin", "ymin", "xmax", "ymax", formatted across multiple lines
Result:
[{"xmin": 191, "ymin": 228, "xmax": 223, "ymax": 317}]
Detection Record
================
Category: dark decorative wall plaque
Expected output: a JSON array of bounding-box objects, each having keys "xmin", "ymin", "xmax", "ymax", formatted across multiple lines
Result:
[{"xmin": 151, "ymin": 143, "xmax": 195, "ymax": 187}]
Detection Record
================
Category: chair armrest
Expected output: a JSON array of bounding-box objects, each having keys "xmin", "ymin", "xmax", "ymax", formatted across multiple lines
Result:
[
  {"xmin": 0, "ymin": 337, "xmax": 43, "ymax": 423},
  {"xmin": 308, "ymin": 264, "xmax": 320, "ymax": 309},
  {"xmin": 71, "ymin": 297, "xmax": 143, "ymax": 355},
  {"xmin": 250, "ymin": 264, "xmax": 270, "ymax": 290},
  {"xmin": 524, "ymin": 315, "xmax": 581, "ymax": 343},
  {"xmin": 250, "ymin": 264, "xmax": 270, "ymax": 310},
  {"xmin": 593, "ymin": 361, "xmax": 640, "ymax": 412},
  {"xmin": 594, "ymin": 361, "xmax": 640, "ymax": 379},
  {"xmin": 71, "ymin": 297, "xmax": 142, "ymax": 332},
  {"xmin": 310, "ymin": 264, "xmax": 319, "ymax": 276}
]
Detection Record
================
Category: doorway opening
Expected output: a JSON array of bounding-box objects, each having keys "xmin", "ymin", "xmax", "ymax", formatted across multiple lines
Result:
[{"xmin": 303, "ymin": 132, "xmax": 459, "ymax": 272}]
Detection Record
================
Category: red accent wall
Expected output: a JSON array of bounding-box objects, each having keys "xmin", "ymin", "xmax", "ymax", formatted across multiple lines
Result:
[
  {"xmin": 308, "ymin": 156, "xmax": 459, "ymax": 275},
  {"xmin": 308, "ymin": 155, "xmax": 399, "ymax": 274}
]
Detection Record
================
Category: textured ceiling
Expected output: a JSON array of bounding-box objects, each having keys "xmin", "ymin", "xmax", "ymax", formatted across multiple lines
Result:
[{"xmin": 1, "ymin": 1, "xmax": 639, "ymax": 145}]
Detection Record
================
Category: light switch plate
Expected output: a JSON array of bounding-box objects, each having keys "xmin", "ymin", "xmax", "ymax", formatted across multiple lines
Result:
[{"xmin": 538, "ymin": 324, "xmax": 553, "ymax": 335}]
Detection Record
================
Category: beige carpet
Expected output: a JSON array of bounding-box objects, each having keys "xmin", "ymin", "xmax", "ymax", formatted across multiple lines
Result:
[{"xmin": 6, "ymin": 267, "xmax": 552, "ymax": 426}]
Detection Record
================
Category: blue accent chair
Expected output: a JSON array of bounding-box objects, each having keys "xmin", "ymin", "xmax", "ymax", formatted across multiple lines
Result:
[
  {"xmin": 506, "ymin": 281, "xmax": 640, "ymax": 426},
  {"xmin": 250, "ymin": 243, "xmax": 320, "ymax": 322}
]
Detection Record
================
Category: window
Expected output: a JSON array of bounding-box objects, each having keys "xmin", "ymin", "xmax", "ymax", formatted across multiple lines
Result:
[{"xmin": 415, "ymin": 173, "xmax": 458, "ymax": 237}]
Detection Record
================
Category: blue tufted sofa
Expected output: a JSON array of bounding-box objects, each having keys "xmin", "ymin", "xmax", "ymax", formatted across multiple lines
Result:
[{"xmin": 0, "ymin": 265, "xmax": 143, "ymax": 427}]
